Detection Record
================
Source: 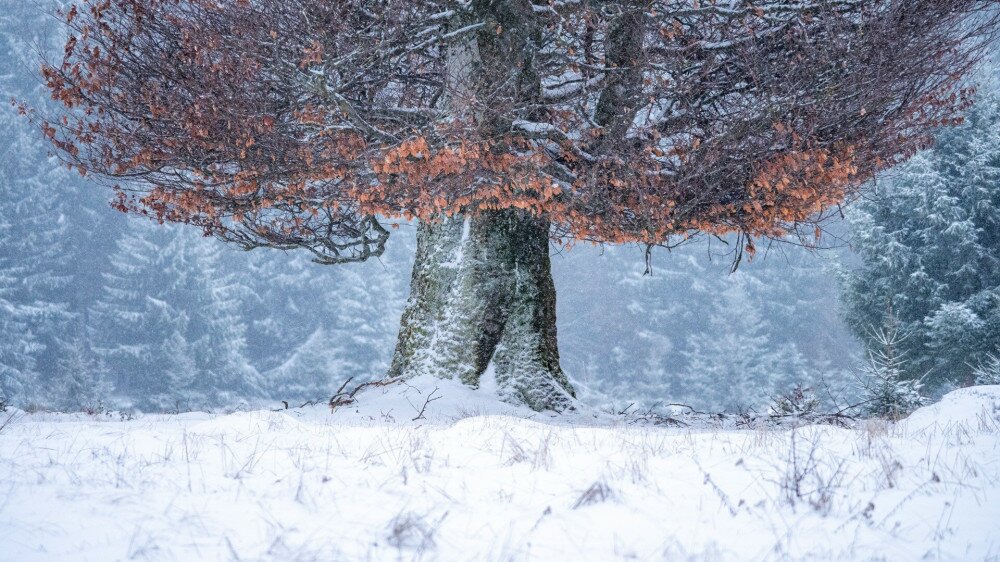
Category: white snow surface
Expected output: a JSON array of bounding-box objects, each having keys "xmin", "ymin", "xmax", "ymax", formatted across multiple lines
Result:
[{"xmin": 1, "ymin": 378, "xmax": 999, "ymax": 561}]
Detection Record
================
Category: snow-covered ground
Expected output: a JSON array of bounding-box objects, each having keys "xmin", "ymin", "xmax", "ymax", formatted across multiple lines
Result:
[{"xmin": 1, "ymin": 378, "xmax": 998, "ymax": 561}]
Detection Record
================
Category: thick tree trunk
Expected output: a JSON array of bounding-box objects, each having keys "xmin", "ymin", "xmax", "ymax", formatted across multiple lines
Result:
[
  {"xmin": 383, "ymin": 1, "xmax": 575, "ymax": 411},
  {"xmin": 387, "ymin": 210, "xmax": 575, "ymax": 411}
]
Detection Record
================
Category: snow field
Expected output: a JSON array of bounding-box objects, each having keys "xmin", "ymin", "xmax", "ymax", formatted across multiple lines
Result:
[{"xmin": 1, "ymin": 379, "xmax": 998, "ymax": 561}]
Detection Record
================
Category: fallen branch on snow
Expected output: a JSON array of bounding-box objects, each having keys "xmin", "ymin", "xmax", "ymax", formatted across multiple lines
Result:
[{"xmin": 329, "ymin": 377, "xmax": 405, "ymax": 412}]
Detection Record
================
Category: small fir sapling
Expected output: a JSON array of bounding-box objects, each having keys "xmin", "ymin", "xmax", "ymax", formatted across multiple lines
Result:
[
  {"xmin": 859, "ymin": 323, "xmax": 928, "ymax": 419},
  {"xmin": 769, "ymin": 385, "xmax": 822, "ymax": 418}
]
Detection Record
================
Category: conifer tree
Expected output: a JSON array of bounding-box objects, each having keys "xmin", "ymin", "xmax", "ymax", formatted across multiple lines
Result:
[
  {"xmin": 859, "ymin": 321, "xmax": 927, "ymax": 418},
  {"xmin": 51, "ymin": 327, "xmax": 112, "ymax": 412},
  {"xmin": 973, "ymin": 353, "xmax": 1000, "ymax": 385},
  {"xmin": 1, "ymin": 0, "xmax": 122, "ymax": 403},
  {"xmin": 843, "ymin": 94, "xmax": 1000, "ymax": 389},
  {"xmin": 260, "ymin": 232, "xmax": 412, "ymax": 401},
  {"xmin": 92, "ymin": 220, "xmax": 261, "ymax": 411},
  {"xmin": 680, "ymin": 275, "xmax": 813, "ymax": 411},
  {"xmin": 0, "ymin": 272, "xmax": 41, "ymax": 405},
  {"xmin": 556, "ymin": 241, "xmax": 851, "ymax": 411}
]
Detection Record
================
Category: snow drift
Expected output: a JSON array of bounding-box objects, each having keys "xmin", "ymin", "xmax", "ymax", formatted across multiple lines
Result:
[{"xmin": 0, "ymin": 380, "xmax": 998, "ymax": 561}]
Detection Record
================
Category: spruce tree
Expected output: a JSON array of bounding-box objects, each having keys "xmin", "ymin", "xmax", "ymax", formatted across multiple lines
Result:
[
  {"xmin": 267, "ymin": 231, "xmax": 412, "ymax": 401},
  {"xmin": 51, "ymin": 327, "xmax": 112, "ymax": 412},
  {"xmin": 973, "ymin": 354, "xmax": 1000, "ymax": 385},
  {"xmin": 680, "ymin": 274, "xmax": 814, "ymax": 412},
  {"xmin": 1, "ymin": 0, "xmax": 122, "ymax": 405},
  {"xmin": 92, "ymin": 220, "xmax": 261, "ymax": 411},
  {"xmin": 556, "ymin": 241, "xmax": 850, "ymax": 412},
  {"xmin": 0, "ymin": 267, "xmax": 41, "ymax": 406},
  {"xmin": 843, "ymin": 94, "xmax": 1000, "ymax": 390},
  {"xmin": 858, "ymin": 320, "xmax": 927, "ymax": 418}
]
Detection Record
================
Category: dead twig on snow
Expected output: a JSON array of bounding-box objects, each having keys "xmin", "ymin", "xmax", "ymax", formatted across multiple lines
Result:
[
  {"xmin": 410, "ymin": 387, "xmax": 442, "ymax": 421},
  {"xmin": 329, "ymin": 377, "xmax": 404, "ymax": 412}
]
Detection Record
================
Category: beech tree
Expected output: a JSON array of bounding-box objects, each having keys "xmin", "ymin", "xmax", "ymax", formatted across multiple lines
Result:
[{"xmin": 36, "ymin": 0, "xmax": 997, "ymax": 410}]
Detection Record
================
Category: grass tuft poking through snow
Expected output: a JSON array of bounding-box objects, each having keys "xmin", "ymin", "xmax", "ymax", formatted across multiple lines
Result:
[{"xmin": 1, "ymin": 378, "xmax": 999, "ymax": 561}]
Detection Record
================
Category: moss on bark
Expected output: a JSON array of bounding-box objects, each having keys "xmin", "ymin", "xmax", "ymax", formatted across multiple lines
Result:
[{"xmin": 388, "ymin": 210, "xmax": 575, "ymax": 411}]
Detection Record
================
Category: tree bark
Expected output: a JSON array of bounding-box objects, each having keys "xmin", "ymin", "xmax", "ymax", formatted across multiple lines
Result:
[
  {"xmin": 386, "ymin": 0, "xmax": 575, "ymax": 411},
  {"xmin": 387, "ymin": 210, "xmax": 575, "ymax": 411}
]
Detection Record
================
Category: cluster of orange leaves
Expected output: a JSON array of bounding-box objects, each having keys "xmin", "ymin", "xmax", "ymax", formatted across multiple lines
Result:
[
  {"xmin": 741, "ymin": 145, "xmax": 860, "ymax": 233},
  {"xmin": 111, "ymin": 126, "xmax": 874, "ymax": 250},
  {"xmin": 360, "ymin": 136, "xmax": 567, "ymax": 223},
  {"xmin": 540, "ymin": 141, "xmax": 865, "ymax": 248},
  {"xmin": 29, "ymin": 0, "xmax": 986, "ymax": 259}
]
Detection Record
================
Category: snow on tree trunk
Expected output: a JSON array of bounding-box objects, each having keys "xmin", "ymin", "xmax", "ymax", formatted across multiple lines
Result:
[
  {"xmin": 388, "ymin": 210, "xmax": 575, "ymax": 411},
  {"xmin": 384, "ymin": 2, "xmax": 574, "ymax": 411}
]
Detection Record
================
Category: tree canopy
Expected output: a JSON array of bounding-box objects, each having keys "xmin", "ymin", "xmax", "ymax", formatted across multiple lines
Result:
[{"xmin": 35, "ymin": 0, "xmax": 997, "ymax": 264}]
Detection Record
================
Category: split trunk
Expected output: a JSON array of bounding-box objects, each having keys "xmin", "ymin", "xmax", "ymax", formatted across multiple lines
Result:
[
  {"xmin": 387, "ymin": 210, "xmax": 576, "ymax": 411},
  {"xmin": 383, "ymin": 0, "xmax": 581, "ymax": 410}
]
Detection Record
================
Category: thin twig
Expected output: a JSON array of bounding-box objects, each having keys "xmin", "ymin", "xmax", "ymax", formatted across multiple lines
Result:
[{"xmin": 411, "ymin": 387, "xmax": 442, "ymax": 421}]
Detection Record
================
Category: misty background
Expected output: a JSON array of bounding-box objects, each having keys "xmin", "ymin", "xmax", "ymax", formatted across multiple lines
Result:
[{"xmin": 12, "ymin": 0, "xmax": 991, "ymax": 414}]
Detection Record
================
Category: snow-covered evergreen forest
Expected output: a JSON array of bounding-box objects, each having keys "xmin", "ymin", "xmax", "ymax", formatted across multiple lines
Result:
[
  {"xmin": 1, "ymin": 1, "xmax": 865, "ymax": 414},
  {"xmin": 3, "ymin": 1, "xmax": 1000, "ymax": 561}
]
